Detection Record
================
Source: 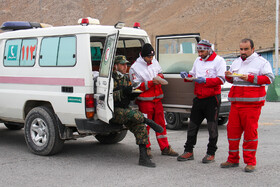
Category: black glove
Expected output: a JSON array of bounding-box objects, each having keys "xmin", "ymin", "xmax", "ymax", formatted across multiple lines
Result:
[{"xmin": 123, "ymin": 86, "xmax": 132, "ymax": 96}]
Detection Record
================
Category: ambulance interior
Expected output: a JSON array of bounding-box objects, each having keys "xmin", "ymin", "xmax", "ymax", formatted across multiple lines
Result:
[{"xmin": 90, "ymin": 36, "xmax": 143, "ymax": 73}]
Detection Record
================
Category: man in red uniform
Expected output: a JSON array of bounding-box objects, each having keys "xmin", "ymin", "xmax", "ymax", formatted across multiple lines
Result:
[
  {"xmin": 177, "ymin": 39, "xmax": 226, "ymax": 163},
  {"xmin": 129, "ymin": 43, "xmax": 178, "ymax": 158},
  {"xmin": 220, "ymin": 38, "xmax": 274, "ymax": 172}
]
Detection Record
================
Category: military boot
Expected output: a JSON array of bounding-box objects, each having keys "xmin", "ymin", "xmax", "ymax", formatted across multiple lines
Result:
[
  {"xmin": 144, "ymin": 118, "xmax": 164, "ymax": 133},
  {"xmin": 139, "ymin": 144, "xmax": 156, "ymax": 168},
  {"xmin": 147, "ymin": 147, "xmax": 153, "ymax": 159}
]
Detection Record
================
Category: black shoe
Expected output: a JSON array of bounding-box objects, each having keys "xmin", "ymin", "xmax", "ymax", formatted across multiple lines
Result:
[
  {"xmin": 144, "ymin": 118, "xmax": 164, "ymax": 133},
  {"xmin": 139, "ymin": 157, "xmax": 156, "ymax": 167},
  {"xmin": 139, "ymin": 144, "xmax": 156, "ymax": 168}
]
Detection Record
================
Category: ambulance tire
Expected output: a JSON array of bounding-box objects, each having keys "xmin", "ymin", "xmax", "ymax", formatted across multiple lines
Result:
[
  {"xmin": 4, "ymin": 122, "xmax": 24, "ymax": 130},
  {"xmin": 24, "ymin": 106, "xmax": 65, "ymax": 156},
  {"xmin": 165, "ymin": 112, "xmax": 182, "ymax": 130},
  {"xmin": 95, "ymin": 130, "xmax": 127, "ymax": 144}
]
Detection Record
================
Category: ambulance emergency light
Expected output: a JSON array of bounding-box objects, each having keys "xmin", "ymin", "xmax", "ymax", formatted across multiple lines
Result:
[
  {"xmin": 1, "ymin": 21, "xmax": 52, "ymax": 31},
  {"xmin": 133, "ymin": 22, "xmax": 140, "ymax": 29},
  {"xmin": 78, "ymin": 17, "xmax": 100, "ymax": 26}
]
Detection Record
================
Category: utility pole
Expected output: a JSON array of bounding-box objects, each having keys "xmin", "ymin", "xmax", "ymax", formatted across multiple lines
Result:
[{"xmin": 276, "ymin": 0, "xmax": 279, "ymax": 75}]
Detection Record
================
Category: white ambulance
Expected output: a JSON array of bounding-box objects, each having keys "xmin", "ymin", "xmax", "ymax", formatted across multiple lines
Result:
[{"xmin": 0, "ymin": 18, "xmax": 150, "ymax": 155}]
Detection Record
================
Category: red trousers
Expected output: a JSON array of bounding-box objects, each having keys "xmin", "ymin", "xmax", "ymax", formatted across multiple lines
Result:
[
  {"xmin": 137, "ymin": 100, "xmax": 169, "ymax": 151},
  {"xmin": 227, "ymin": 103, "xmax": 261, "ymax": 166}
]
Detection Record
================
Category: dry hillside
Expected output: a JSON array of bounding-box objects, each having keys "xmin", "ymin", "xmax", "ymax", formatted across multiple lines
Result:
[{"xmin": 0, "ymin": 0, "xmax": 277, "ymax": 55}]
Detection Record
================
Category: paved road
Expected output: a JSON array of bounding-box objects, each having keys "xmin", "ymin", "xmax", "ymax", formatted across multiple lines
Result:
[{"xmin": 0, "ymin": 102, "xmax": 279, "ymax": 187}]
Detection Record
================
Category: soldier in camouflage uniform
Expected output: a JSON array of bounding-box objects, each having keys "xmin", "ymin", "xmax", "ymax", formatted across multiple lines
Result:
[{"xmin": 110, "ymin": 55, "xmax": 163, "ymax": 168}]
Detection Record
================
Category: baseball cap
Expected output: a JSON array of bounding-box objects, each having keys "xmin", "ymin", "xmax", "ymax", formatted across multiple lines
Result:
[{"xmin": 114, "ymin": 55, "xmax": 129, "ymax": 64}]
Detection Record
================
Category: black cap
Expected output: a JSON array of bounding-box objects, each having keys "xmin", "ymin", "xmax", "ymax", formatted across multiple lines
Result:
[{"xmin": 141, "ymin": 43, "xmax": 155, "ymax": 57}]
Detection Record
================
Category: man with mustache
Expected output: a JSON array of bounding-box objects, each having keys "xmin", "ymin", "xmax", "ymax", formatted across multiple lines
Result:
[{"xmin": 220, "ymin": 38, "xmax": 274, "ymax": 172}]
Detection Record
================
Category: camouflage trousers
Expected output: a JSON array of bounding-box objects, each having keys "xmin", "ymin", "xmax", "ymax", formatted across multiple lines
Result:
[{"xmin": 111, "ymin": 107, "xmax": 148, "ymax": 145}]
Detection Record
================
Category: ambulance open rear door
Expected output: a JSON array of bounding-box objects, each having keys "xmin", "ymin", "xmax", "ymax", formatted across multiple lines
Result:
[{"xmin": 95, "ymin": 30, "xmax": 119, "ymax": 123}]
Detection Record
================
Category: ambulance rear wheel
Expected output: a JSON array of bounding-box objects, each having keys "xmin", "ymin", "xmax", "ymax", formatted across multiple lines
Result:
[
  {"xmin": 4, "ymin": 122, "xmax": 24, "ymax": 130},
  {"xmin": 24, "ymin": 106, "xmax": 64, "ymax": 156},
  {"xmin": 95, "ymin": 130, "xmax": 127, "ymax": 144}
]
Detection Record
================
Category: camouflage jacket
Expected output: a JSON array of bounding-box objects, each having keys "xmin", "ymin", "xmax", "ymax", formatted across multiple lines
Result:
[{"xmin": 112, "ymin": 71, "xmax": 133, "ymax": 108}]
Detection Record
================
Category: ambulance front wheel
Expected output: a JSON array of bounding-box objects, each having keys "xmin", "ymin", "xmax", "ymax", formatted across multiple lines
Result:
[
  {"xmin": 24, "ymin": 106, "xmax": 65, "ymax": 156},
  {"xmin": 95, "ymin": 130, "xmax": 127, "ymax": 144}
]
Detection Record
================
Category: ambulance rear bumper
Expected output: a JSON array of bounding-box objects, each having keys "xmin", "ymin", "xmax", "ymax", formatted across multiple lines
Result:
[{"xmin": 75, "ymin": 118, "xmax": 125, "ymax": 134}]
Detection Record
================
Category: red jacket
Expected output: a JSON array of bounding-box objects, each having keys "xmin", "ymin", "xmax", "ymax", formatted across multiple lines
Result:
[
  {"xmin": 226, "ymin": 53, "xmax": 274, "ymax": 106},
  {"xmin": 137, "ymin": 78, "xmax": 163, "ymax": 102},
  {"xmin": 185, "ymin": 52, "xmax": 226, "ymax": 99}
]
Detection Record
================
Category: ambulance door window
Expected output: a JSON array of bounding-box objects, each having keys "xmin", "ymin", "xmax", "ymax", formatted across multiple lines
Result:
[
  {"xmin": 57, "ymin": 36, "xmax": 76, "ymax": 66},
  {"xmin": 20, "ymin": 39, "xmax": 37, "ymax": 66},
  {"xmin": 90, "ymin": 37, "xmax": 105, "ymax": 71},
  {"xmin": 4, "ymin": 39, "xmax": 22, "ymax": 66},
  {"xmin": 40, "ymin": 37, "xmax": 59, "ymax": 66},
  {"xmin": 99, "ymin": 34, "xmax": 117, "ymax": 77}
]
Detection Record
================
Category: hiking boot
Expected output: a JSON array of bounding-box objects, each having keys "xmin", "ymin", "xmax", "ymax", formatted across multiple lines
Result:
[
  {"xmin": 244, "ymin": 165, "xmax": 256, "ymax": 172},
  {"xmin": 220, "ymin": 161, "xmax": 239, "ymax": 168},
  {"xmin": 177, "ymin": 152, "xmax": 194, "ymax": 161},
  {"xmin": 144, "ymin": 118, "xmax": 164, "ymax": 133},
  {"xmin": 139, "ymin": 144, "xmax": 156, "ymax": 168},
  {"xmin": 202, "ymin": 154, "xmax": 215, "ymax": 163},
  {"xmin": 147, "ymin": 147, "xmax": 153, "ymax": 159},
  {"xmin": 161, "ymin": 146, "xmax": 179, "ymax": 156}
]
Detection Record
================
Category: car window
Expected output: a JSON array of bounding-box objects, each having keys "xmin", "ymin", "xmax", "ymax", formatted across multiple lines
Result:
[
  {"xmin": 158, "ymin": 37, "xmax": 198, "ymax": 74},
  {"xmin": 20, "ymin": 39, "xmax": 37, "ymax": 66},
  {"xmin": 57, "ymin": 36, "xmax": 76, "ymax": 66},
  {"xmin": 116, "ymin": 39, "xmax": 142, "ymax": 65},
  {"xmin": 4, "ymin": 39, "xmax": 22, "ymax": 66},
  {"xmin": 40, "ymin": 36, "xmax": 76, "ymax": 66},
  {"xmin": 40, "ymin": 37, "xmax": 59, "ymax": 66},
  {"xmin": 99, "ymin": 33, "xmax": 117, "ymax": 77},
  {"xmin": 4, "ymin": 38, "xmax": 37, "ymax": 67}
]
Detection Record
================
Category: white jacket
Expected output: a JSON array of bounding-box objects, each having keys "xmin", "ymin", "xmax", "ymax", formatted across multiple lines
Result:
[{"xmin": 129, "ymin": 56, "xmax": 162, "ymax": 83}]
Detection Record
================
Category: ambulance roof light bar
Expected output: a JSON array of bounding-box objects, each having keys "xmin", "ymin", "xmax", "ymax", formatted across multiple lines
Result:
[
  {"xmin": 114, "ymin": 22, "xmax": 125, "ymax": 29},
  {"xmin": 78, "ymin": 17, "xmax": 100, "ymax": 26},
  {"xmin": 1, "ymin": 21, "xmax": 52, "ymax": 31}
]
